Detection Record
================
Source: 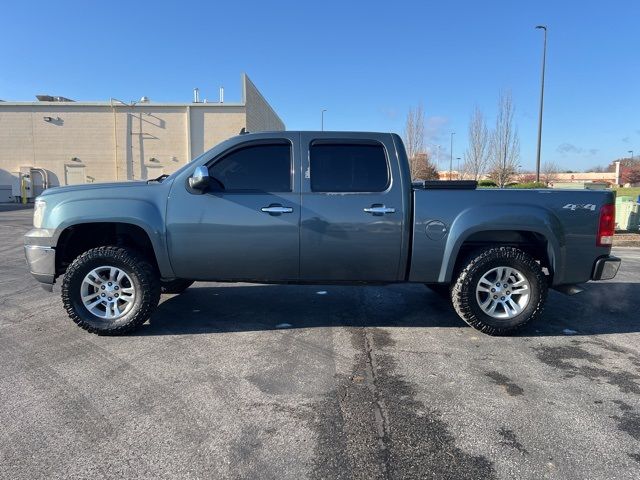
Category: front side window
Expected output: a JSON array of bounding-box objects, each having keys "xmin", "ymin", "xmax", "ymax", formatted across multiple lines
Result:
[
  {"xmin": 310, "ymin": 142, "xmax": 389, "ymax": 192},
  {"xmin": 208, "ymin": 142, "xmax": 292, "ymax": 192}
]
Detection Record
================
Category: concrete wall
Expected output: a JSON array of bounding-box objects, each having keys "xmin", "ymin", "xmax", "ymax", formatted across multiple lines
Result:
[
  {"xmin": 0, "ymin": 74, "xmax": 284, "ymax": 198},
  {"xmin": 243, "ymin": 74, "xmax": 285, "ymax": 133},
  {"xmin": 189, "ymin": 106, "xmax": 245, "ymax": 158}
]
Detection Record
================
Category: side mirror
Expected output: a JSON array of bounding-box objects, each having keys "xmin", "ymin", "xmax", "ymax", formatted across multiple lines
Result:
[{"xmin": 189, "ymin": 166, "xmax": 210, "ymax": 190}]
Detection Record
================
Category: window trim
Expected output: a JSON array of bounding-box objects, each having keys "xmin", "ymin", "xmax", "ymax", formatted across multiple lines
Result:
[
  {"xmin": 308, "ymin": 140, "xmax": 391, "ymax": 194},
  {"xmin": 205, "ymin": 139, "xmax": 294, "ymax": 194}
]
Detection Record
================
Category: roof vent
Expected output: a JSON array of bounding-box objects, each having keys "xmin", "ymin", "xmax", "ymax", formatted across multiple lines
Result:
[{"xmin": 36, "ymin": 95, "xmax": 75, "ymax": 102}]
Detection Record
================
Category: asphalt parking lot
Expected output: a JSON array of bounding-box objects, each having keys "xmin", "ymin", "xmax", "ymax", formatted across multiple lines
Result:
[{"xmin": 1, "ymin": 205, "xmax": 639, "ymax": 480}]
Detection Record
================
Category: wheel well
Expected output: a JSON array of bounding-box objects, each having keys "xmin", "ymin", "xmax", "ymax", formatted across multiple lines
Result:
[
  {"xmin": 55, "ymin": 223, "xmax": 158, "ymax": 276},
  {"xmin": 452, "ymin": 230, "xmax": 553, "ymax": 282}
]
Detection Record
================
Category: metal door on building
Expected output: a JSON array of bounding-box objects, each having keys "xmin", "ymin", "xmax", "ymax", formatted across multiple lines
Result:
[{"xmin": 65, "ymin": 165, "xmax": 86, "ymax": 185}]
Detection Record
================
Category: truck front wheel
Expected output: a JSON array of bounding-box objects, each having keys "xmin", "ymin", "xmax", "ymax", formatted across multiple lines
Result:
[
  {"xmin": 61, "ymin": 246, "xmax": 161, "ymax": 335},
  {"xmin": 451, "ymin": 247, "xmax": 547, "ymax": 335}
]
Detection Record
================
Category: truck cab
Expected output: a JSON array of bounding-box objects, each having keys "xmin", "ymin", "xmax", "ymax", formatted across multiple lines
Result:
[{"xmin": 166, "ymin": 132, "xmax": 410, "ymax": 283}]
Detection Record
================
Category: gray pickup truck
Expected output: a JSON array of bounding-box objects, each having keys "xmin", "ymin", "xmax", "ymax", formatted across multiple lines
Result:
[{"xmin": 24, "ymin": 131, "xmax": 620, "ymax": 335}]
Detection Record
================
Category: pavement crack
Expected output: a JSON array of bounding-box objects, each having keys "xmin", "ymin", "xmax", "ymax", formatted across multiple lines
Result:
[{"xmin": 363, "ymin": 328, "xmax": 391, "ymax": 478}]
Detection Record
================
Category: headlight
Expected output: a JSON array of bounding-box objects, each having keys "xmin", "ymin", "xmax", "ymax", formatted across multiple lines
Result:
[{"xmin": 33, "ymin": 199, "xmax": 46, "ymax": 228}]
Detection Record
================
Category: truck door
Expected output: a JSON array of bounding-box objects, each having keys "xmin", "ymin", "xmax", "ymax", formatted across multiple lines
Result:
[
  {"xmin": 299, "ymin": 133, "xmax": 407, "ymax": 282},
  {"xmin": 166, "ymin": 134, "xmax": 300, "ymax": 281}
]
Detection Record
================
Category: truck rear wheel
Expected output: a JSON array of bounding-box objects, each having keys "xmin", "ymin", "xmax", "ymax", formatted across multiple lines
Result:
[
  {"xmin": 61, "ymin": 246, "xmax": 161, "ymax": 335},
  {"xmin": 451, "ymin": 246, "xmax": 547, "ymax": 335}
]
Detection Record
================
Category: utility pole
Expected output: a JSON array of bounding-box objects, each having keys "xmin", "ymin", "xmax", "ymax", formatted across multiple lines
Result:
[
  {"xmin": 535, "ymin": 25, "xmax": 548, "ymax": 183},
  {"xmin": 449, "ymin": 132, "xmax": 456, "ymax": 180},
  {"xmin": 321, "ymin": 109, "xmax": 327, "ymax": 131}
]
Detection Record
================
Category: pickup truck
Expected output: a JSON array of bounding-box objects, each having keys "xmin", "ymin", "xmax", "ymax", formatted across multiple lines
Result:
[{"xmin": 24, "ymin": 131, "xmax": 621, "ymax": 335}]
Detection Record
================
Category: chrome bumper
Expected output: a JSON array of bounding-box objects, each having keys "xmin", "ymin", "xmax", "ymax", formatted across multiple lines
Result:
[
  {"xmin": 24, "ymin": 245, "xmax": 55, "ymax": 286},
  {"xmin": 591, "ymin": 255, "xmax": 621, "ymax": 281}
]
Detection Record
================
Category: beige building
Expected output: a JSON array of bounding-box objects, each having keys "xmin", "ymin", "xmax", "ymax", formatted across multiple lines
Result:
[
  {"xmin": 550, "ymin": 171, "xmax": 618, "ymax": 185},
  {"xmin": 0, "ymin": 74, "xmax": 284, "ymax": 202}
]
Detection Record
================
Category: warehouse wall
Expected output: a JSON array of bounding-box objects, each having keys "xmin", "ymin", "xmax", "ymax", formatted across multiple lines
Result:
[
  {"xmin": 244, "ymin": 75, "xmax": 285, "ymax": 133},
  {"xmin": 0, "ymin": 106, "xmax": 37, "ymax": 190},
  {"xmin": 189, "ymin": 106, "xmax": 245, "ymax": 158},
  {"xmin": 115, "ymin": 106, "xmax": 188, "ymax": 181},
  {"xmin": 0, "ymin": 75, "xmax": 285, "ymax": 197}
]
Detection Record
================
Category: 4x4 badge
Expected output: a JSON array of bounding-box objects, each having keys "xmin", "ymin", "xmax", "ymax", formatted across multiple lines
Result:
[{"xmin": 562, "ymin": 203, "xmax": 597, "ymax": 211}]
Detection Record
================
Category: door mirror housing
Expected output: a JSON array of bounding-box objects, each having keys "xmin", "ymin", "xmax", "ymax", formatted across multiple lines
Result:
[{"xmin": 189, "ymin": 166, "xmax": 210, "ymax": 190}]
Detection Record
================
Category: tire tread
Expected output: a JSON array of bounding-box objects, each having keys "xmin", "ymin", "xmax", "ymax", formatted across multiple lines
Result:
[
  {"xmin": 451, "ymin": 246, "xmax": 547, "ymax": 335},
  {"xmin": 61, "ymin": 246, "xmax": 160, "ymax": 335}
]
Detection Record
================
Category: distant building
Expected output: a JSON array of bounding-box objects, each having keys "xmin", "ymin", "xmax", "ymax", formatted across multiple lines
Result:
[
  {"xmin": 436, "ymin": 162, "xmax": 621, "ymax": 186},
  {"xmin": 550, "ymin": 169, "xmax": 618, "ymax": 186},
  {"xmin": 437, "ymin": 170, "xmax": 463, "ymax": 180},
  {"xmin": 0, "ymin": 74, "xmax": 284, "ymax": 202}
]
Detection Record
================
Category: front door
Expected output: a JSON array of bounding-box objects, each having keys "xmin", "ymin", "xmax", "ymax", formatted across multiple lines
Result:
[
  {"xmin": 299, "ymin": 133, "xmax": 406, "ymax": 282},
  {"xmin": 166, "ymin": 135, "xmax": 300, "ymax": 281}
]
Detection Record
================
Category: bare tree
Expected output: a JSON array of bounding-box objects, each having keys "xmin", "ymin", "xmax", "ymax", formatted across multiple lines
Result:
[
  {"xmin": 462, "ymin": 107, "xmax": 490, "ymax": 180},
  {"xmin": 487, "ymin": 92, "xmax": 520, "ymax": 187},
  {"xmin": 412, "ymin": 153, "xmax": 440, "ymax": 180},
  {"xmin": 403, "ymin": 103, "xmax": 426, "ymax": 179},
  {"xmin": 541, "ymin": 161, "xmax": 560, "ymax": 185}
]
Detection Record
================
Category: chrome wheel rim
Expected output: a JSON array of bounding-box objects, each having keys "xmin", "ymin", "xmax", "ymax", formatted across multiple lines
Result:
[
  {"xmin": 80, "ymin": 266, "xmax": 135, "ymax": 320},
  {"xmin": 475, "ymin": 266, "xmax": 530, "ymax": 320}
]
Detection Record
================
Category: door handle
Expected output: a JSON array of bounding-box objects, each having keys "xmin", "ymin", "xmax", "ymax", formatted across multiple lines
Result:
[
  {"xmin": 364, "ymin": 205, "xmax": 396, "ymax": 215},
  {"xmin": 261, "ymin": 205, "xmax": 293, "ymax": 214}
]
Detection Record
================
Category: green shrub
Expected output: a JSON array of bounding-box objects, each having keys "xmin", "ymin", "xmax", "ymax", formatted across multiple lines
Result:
[
  {"xmin": 477, "ymin": 180, "xmax": 498, "ymax": 187},
  {"xmin": 507, "ymin": 182, "xmax": 548, "ymax": 189}
]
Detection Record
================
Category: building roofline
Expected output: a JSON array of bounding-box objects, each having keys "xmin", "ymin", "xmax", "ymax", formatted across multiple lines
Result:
[
  {"xmin": 0, "ymin": 74, "xmax": 285, "ymax": 129},
  {"xmin": 0, "ymin": 101, "xmax": 245, "ymax": 108}
]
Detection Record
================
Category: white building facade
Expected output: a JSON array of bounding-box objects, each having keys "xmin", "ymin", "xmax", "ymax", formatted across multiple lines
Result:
[{"xmin": 0, "ymin": 74, "xmax": 284, "ymax": 201}]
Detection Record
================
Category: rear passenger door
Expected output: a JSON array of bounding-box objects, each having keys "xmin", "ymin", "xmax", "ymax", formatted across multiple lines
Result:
[{"xmin": 299, "ymin": 133, "xmax": 407, "ymax": 282}]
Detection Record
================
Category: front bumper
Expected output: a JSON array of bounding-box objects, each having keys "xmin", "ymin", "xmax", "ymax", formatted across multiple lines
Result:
[
  {"xmin": 591, "ymin": 255, "xmax": 621, "ymax": 281},
  {"xmin": 24, "ymin": 228, "xmax": 56, "ymax": 288},
  {"xmin": 24, "ymin": 245, "xmax": 55, "ymax": 285}
]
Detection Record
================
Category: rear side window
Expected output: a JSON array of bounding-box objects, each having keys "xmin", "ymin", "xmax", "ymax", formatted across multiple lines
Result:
[
  {"xmin": 208, "ymin": 142, "xmax": 291, "ymax": 192},
  {"xmin": 310, "ymin": 142, "xmax": 389, "ymax": 192}
]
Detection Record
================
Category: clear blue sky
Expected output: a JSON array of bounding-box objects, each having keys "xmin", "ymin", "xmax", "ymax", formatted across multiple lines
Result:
[{"xmin": 1, "ymin": 0, "xmax": 638, "ymax": 171}]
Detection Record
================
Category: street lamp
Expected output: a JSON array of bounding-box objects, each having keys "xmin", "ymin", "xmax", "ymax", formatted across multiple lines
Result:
[
  {"xmin": 321, "ymin": 109, "xmax": 327, "ymax": 131},
  {"xmin": 449, "ymin": 132, "xmax": 456, "ymax": 180},
  {"xmin": 629, "ymin": 150, "xmax": 634, "ymax": 160},
  {"xmin": 456, "ymin": 157, "xmax": 462, "ymax": 178},
  {"xmin": 535, "ymin": 25, "xmax": 547, "ymax": 183}
]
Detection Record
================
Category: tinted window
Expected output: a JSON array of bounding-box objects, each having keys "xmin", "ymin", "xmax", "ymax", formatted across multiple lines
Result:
[
  {"xmin": 208, "ymin": 143, "xmax": 291, "ymax": 192},
  {"xmin": 310, "ymin": 143, "xmax": 389, "ymax": 192}
]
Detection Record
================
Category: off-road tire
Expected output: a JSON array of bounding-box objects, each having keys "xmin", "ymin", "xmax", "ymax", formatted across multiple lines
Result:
[
  {"xmin": 61, "ymin": 246, "xmax": 160, "ymax": 335},
  {"xmin": 451, "ymin": 246, "xmax": 547, "ymax": 335},
  {"xmin": 160, "ymin": 278, "xmax": 194, "ymax": 294}
]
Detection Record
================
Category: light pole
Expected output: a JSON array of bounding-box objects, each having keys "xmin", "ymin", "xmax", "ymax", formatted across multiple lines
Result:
[
  {"xmin": 629, "ymin": 150, "xmax": 634, "ymax": 160},
  {"xmin": 449, "ymin": 132, "xmax": 456, "ymax": 180},
  {"xmin": 456, "ymin": 157, "xmax": 462, "ymax": 179},
  {"xmin": 535, "ymin": 25, "xmax": 547, "ymax": 183},
  {"xmin": 321, "ymin": 109, "xmax": 327, "ymax": 131}
]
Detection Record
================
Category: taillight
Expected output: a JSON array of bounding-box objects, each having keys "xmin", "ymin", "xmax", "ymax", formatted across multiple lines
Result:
[{"xmin": 596, "ymin": 203, "xmax": 615, "ymax": 247}]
